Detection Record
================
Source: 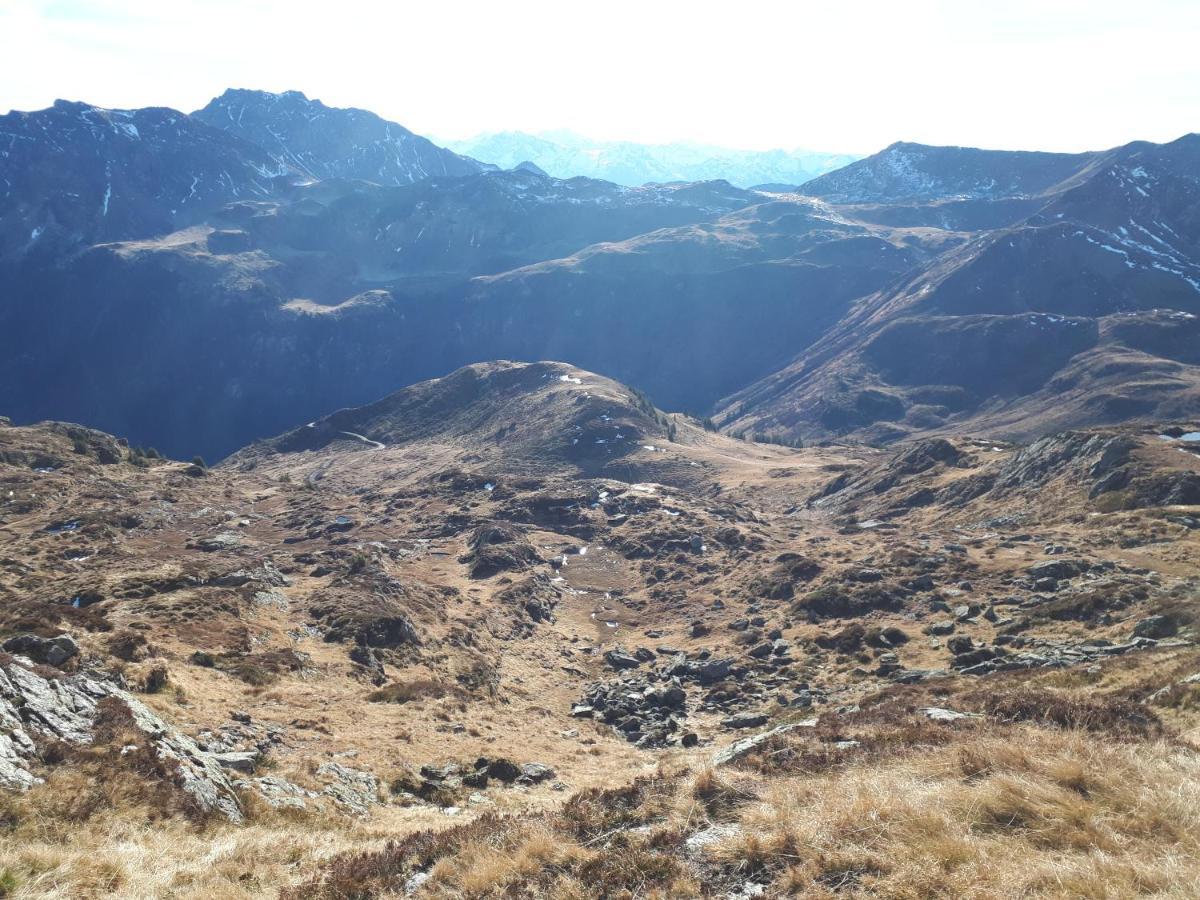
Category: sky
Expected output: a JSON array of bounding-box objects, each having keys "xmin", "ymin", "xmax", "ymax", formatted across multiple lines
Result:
[{"xmin": 1, "ymin": 0, "xmax": 1197, "ymax": 155}]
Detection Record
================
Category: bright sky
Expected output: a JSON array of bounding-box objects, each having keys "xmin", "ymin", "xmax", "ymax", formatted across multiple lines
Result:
[{"xmin": 1, "ymin": 0, "xmax": 1197, "ymax": 154}]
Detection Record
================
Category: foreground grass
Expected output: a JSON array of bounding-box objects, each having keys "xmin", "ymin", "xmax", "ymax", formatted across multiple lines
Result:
[
  {"xmin": 277, "ymin": 726, "xmax": 1198, "ymax": 899},
  {"xmin": 0, "ymin": 795, "xmax": 485, "ymax": 899},
  {"xmin": 2, "ymin": 659, "xmax": 1199, "ymax": 898}
]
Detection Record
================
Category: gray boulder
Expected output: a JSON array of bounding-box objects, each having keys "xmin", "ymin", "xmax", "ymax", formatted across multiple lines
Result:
[
  {"xmin": 665, "ymin": 654, "xmax": 732, "ymax": 685},
  {"xmin": 2, "ymin": 633, "xmax": 80, "ymax": 668},
  {"xmin": 519, "ymin": 763, "xmax": 555, "ymax": 784},
  {"xmin": 1132, "ymin": 615, "xmax": 1177, "ymax": 639}
]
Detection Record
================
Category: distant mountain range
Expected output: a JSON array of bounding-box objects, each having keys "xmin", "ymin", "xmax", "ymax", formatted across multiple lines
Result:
[
  {"xmin": 443, "ymin": 131, "xmax": 859, "ymax": 188},
  {"xmin": 1, "ymin": 87, "xmax": 1198, "ymax": 460}
]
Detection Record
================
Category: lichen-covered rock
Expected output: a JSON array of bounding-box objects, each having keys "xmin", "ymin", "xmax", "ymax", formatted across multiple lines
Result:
[
  {"xmin": 711, "ymin": 721, "xmax": 815, "ymax": 767},
  {"xmin": 0, "ymin": 657, "xmax": 243, "ymax": 821},
  {"xmin": 317, "ymin": 762, "xmax": 380, "ymax": 815}
]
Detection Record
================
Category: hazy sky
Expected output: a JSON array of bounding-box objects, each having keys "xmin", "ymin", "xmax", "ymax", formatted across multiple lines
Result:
[{"xmin": 1, "ymin": 0, "xmax": 1197, "ymax": 154}]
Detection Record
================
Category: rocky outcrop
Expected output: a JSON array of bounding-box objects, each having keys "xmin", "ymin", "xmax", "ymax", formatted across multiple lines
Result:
[
  {"xmin": 951, "ymin": 634, "xmax": 1188, "ymax": 677},
  {"xmin": 462, "ymin": 523, "xmax": 542, "ymax": 578},
  {"xmin": 990, "ymin": 431, "xmax": 1200, "ymax": 507},
  {"xmin": 0, "ymin": 655, "xmax": 243, "ymax": 821},
  {"xmin": 309, "ymin": 570, "xmax": 436, "ymax": 648},
  {"xmin": 994, "ymin": 432, "xmax": 1136, "ymax": 494},
  {"xmin": 316, "ymin": 762, "xmax": 381, "ymax": 816}
]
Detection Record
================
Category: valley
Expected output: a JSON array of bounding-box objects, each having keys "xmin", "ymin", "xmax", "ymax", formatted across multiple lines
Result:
[
  {"xmin": 2, "ymin": 92, "xmax": 1198, "ymax": 460},
  {"xmin": 0, "ymin": 85, "xmax": 1198, "ymax": 899}
]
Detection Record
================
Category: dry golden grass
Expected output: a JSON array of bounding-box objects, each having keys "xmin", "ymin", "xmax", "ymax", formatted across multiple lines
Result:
[
  {"xmin": 274, "ymin": 716, "xmax": 1200, "ymax": 899},
  {"xmin": 0, "ymin": 796, "xmax": 476, "ymax": 899},
  {"xmin": 717, "ymin": 728, "xmax": 1200, "ymax": 897},
  {"xmin": 4, "ymin": 671, "xmax": 1197, "ymax": 900}
]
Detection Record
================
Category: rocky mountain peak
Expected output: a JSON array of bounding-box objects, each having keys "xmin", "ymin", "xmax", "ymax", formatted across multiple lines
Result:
[{"xmin": 193, "ymin": 87, "xmax": 488, "ymax": 186}]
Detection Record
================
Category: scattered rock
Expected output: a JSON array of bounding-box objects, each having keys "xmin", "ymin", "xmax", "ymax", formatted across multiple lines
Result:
[
  {"xmin": 213, "ymin": 750, "xmax": 259, "ymax": 773},
  {"xmin": 1028, "ymin": 559, "xmax": 1087, "ymax": 581},
  {"xmin": 604, "ymin": 648, "xmax": 642, "ymax": 670}
]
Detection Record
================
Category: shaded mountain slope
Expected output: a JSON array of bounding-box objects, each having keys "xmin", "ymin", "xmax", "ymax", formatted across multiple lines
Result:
[
  {"xmin": 721, "ymin": 135, "xmax": 1200, "ymax": 444},
  {"xmin": 3, "ymin": 90, "xmax": 1199, "ymax": 461},
  {"xmin": 0, "ymin": 99, "xmax": 285, "ymax": 256},
  {"xmin": 0, "ymin": 157, "xmax": 762, "ymax": 460}
]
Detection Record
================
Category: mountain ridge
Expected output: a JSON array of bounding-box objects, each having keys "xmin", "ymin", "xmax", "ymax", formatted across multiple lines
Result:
[{"xmin": 3, "ymin": 90, "xmax": 1199, "ymax": 459}]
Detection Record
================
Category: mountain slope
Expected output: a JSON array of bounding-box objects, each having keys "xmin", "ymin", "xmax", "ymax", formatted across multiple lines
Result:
[
  {"xmin": 799, "ymin": 141, "xmax": 1097, "ymax": 203},
  {"xmin": 194, "ymin": 89, "xmax": 486, "ymax": 185},
  {"xmin": 238, "ymin": 360, "xmax": 674, "ymax": 477},
  {"xmin": 0, "ymin": 99, "xmax": 285, "ymax": 256},
  {"xmin": 0, "ymin": 140, "xmax": 762, "ymax": 459},
  {"xmin": 721, "ymin": 135, "xmax": 1200, "ymax": 443}
]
